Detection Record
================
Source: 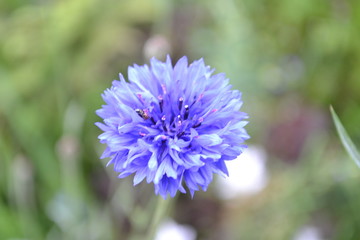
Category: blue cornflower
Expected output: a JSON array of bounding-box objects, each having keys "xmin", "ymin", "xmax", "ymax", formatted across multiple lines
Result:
[{"xmin": 96, "ymin": 56, "xmax": 249, "ymax": 199}]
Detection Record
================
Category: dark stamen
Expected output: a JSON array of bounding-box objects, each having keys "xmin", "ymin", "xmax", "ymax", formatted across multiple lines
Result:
[
  {"xmin": 193, "ymin": 117, "xmax": 203, "ymax": 128},
  {"xmin": 158, "ymin": 95, "xmax": 163, "ymax": 113},
  {"xmin": 184, "ymin": 105, "xmax": 189, "ymax": 120},
  {"xmin": 159, "ymin": 101, "xmax": 163, "ymax": 112},
  {"xmin": 178, "ymin": 97, "xmax": 184, "ymax": 110},
  {"xmin": 176, "ymin": 115, "xmax": 182, "ymax": 127},
  {"xmin": 190, "ymin": 93, "xmax": 203, "ymax": 109},
  {"xmin": 171, "ymin": 115, "xmax": 182, "ymax": 128},
  {"xmin": 161, "ymin": 115, "xmax": 167, "ymax": 131}
]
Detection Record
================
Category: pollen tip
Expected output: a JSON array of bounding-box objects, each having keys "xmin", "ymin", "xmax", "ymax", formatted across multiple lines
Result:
[
  {"xmin": 161, "ymin": 84, "xmax": 167, "ymax": 94},
  {"xmin": 197, "ymin": 93, "xmax": 204, "ymax": 101}
]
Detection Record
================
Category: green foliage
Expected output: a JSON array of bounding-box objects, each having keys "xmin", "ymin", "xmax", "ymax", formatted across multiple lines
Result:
[
  {"xmin": 331, "ymin": 106, "xmax": 360, "ymax": 168},
  {"xmin": 1, "ymin": 0, "xmax": 360, "ymax": 239}
]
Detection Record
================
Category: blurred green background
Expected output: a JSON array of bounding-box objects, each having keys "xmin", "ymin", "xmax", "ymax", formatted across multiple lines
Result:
[{"xmin": 1, "ymin": 0, "xmax": 360, "ymax": 239}]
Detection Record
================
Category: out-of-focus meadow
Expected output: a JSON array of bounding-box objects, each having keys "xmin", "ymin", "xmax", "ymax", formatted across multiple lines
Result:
[{"xmin": 1, "ymin": 0, "xmax": 360, "ymax": 239}]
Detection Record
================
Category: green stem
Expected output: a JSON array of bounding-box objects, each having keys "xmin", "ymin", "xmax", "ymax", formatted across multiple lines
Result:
[{"xmin": 146, "ymin": 196, "xmax": 173, "ymax": 240}]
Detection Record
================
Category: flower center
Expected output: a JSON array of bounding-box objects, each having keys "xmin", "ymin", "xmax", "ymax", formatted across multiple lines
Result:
[{"xmin": 135, "ymin": 95, "xmax": 207, "ymax": 139}]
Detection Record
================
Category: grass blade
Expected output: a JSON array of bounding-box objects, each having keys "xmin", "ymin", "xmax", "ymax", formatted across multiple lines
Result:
[{"xmin": 330, "ymin": 105, "xmax": 360, "ymax": 168}]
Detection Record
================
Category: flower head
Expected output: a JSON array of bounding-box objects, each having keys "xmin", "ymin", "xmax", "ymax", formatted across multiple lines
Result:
[{"xmin": 96, "ymin": 56, "xmax": 249, "ymax": 199}]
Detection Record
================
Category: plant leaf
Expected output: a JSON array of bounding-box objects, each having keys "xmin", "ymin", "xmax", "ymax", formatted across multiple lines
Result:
[{"xmin": 330, "ymin": 105, "xmax": 360, "ymax": 168}]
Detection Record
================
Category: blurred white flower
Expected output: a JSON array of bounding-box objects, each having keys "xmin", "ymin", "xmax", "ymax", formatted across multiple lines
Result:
[
  {"xmin": 143, "ymin": 35, "xmax": 171, "ymax": 60},
  {"xmin": 155, "ymin": 219, "xmax": 196, "ymax": 240},
  {"xmin": 293, "ymin": 226, "xmax": 323, "ymax": 240},
  {"xmin": 216, "ymin": 145, "xmax": 268, "ymax": 199}
]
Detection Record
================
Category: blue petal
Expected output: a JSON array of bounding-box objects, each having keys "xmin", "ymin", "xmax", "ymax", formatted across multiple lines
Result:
[
  {"xmin": 154, "ymin": 155, "xmax": 177, "ymax": 184},
  {"xmin": 95, "ymin": 122, "xmax": 111, "ymax": 131},
  {"xmin": 148, "ymin": 150, "xmax": 158, "ymax": 170},
  {"xmin": 195, "ymin": 134, "xmax": 222, "ymax": 147},
  {"xmin": 212, "ymin": 159, "xmax": 229, "ymax": 176},
  {"xmin": 133, "ymin": 167, "xmax": 148, "ymax": 185},
  {"xmin": 101, "ymin": 147, "xmax": 113, "ymax": 160}
]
